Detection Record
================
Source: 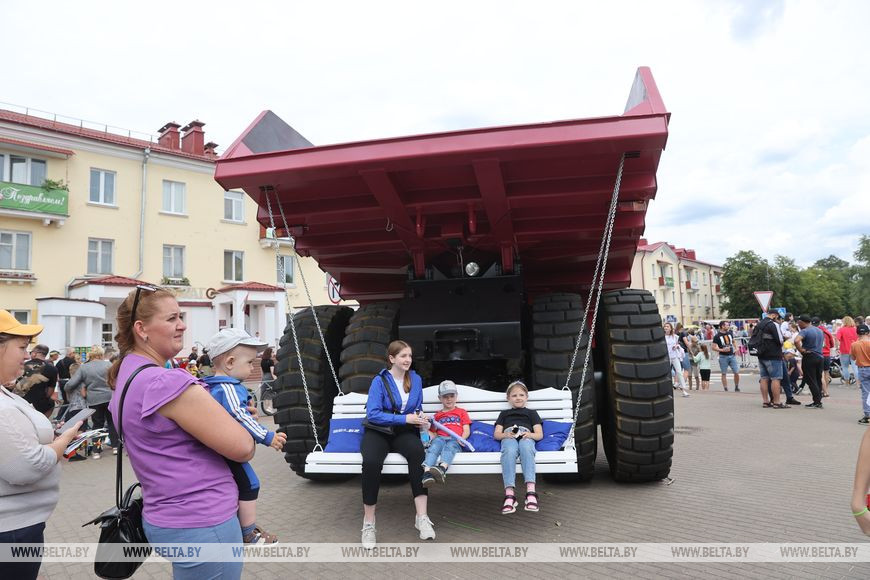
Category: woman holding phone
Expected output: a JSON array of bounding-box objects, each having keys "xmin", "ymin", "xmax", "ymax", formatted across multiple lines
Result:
[
  {"xmin": 359, "ymin": 340, "xmax": 434, "ymax": 548},
  {"xmin": 0, "ymin": 310, "xmax": 84, "ymax": 579}
]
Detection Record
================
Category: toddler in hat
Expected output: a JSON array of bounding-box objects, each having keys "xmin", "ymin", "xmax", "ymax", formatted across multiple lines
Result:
[
  {"xmin": 421, "ymin": 380, "xmax": 471, "ymax": 487},
  {"xmin": 202, "ymin": 329, "xmax": 287, "ymax": 544}
]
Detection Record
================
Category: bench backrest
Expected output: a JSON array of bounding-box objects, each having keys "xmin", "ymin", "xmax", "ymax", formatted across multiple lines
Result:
[{"xmin": 332, "ymin": 385, "xmax": 574, "ymax": 423}]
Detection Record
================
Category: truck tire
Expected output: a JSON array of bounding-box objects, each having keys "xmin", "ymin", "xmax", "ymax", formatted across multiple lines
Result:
[
  {"xmin": 531, "ymin": 293, "xmax": 597, "ymax": 482},
  {"xmin": 598, "ymin": 289, "xmax": 674, "ymax": 482},
  {"xmin": 273, "ymin": 305, "xmax": 354, "ymax": 480},
  {"xmin": 338, "ymin": 302, "xmax": 400, "ymax": 395}
]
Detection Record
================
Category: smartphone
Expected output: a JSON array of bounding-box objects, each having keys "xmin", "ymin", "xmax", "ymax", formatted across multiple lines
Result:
[{"xmin": 56, "ymin": 408, "xmax": 95, "ymax": 434}]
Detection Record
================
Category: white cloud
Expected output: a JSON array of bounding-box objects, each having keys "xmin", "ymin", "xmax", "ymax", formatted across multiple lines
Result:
[{"xmin": 3, "ymin": 0, "xmax": 869, "ymax": 269}]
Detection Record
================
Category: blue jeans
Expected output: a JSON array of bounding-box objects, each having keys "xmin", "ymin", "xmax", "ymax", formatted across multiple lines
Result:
[
  {"xmin": 758, "ymin": 358, "xmax": 783, "ymax": 380},
  {"xmin": 501, "ymin": 437, "xmax": 536, "ymax": 488},
  {"xmin": 779, "ymin": 359, "xmax": 794, "ymax": 400},
  {"xmin": 0, "ymin": 521, "xmax": 45, "ymax": 580},
  {"xmin": 143, "ymin": 515, "xmax": 242, "ymax": 580},
  {"xmin": 719, "ymin": 354, "xmax": 740, "ymax": 374},
  {"xmin": 858, "ymin": 367, "xmax": 870, "ymax": 417},
  {"xmin": 424, "ymin": 436, "xmax": 462, "ymax": 468},
  {"xmin": 842, "ymin": 354, "xmax": 856, "ymax": 382}
]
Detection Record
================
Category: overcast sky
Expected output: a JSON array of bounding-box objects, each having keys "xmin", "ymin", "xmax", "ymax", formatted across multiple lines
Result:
[{"xmin": 5, "ymin": 0, "xmax": 868, "ymax": 268}]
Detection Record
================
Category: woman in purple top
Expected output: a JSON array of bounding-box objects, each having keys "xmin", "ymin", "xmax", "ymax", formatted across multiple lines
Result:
[{"xmin": 107, "ymin": 286, "xmax": 255, "ymax": 579}]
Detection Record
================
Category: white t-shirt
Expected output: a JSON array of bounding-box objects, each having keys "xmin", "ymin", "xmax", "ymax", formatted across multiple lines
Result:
[{"xmin": 399, "ymin": 384, "xmax": 411, "ymax": 413}]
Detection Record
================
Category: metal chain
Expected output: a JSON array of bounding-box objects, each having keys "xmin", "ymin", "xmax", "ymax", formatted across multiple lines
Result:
[
  {"xmin": 272, "ymin": 193, "xmax": 344, "ymax": 397},
  {"xmin": 265, "ymin": 190, "xmax": 322, "ymax": 451},
  {"xmin": 565, "ymin": 155, "xmax": 625, "ymax": 441}
]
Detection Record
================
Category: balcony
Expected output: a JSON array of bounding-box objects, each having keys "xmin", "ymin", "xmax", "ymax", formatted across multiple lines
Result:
[
  {"xmin": 0, "ymin": 180, "xmax": 69, "ymax": 226},
  {"xmin": 685, "ymin": 280, "xmax": 699, "ymax": 290},
  {"xmin": 0, "ymin": 270, "xmax": 36, "ymax": 284},
  {"xmin": 715, "ymin": 284, "xmax": 721, "ymax": 293}
]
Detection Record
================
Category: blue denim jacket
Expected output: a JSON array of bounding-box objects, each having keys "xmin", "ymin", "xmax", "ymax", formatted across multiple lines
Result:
[{"xmin": 365, "ymin": 369, "xmax": 423, "ymax": 426}]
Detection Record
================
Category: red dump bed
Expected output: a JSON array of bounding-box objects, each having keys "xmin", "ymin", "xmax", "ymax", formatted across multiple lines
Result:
[{"xmin": 215, "ymin": 67, "xmax": 669, "ymax": 303}]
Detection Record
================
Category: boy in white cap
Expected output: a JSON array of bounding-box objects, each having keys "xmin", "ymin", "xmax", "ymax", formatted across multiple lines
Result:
[
  {"xmin": 421, "ymin": 380, "xmax": 471, "ymax": 487},
  {"xmin": 203, "ymin": 328, "xmax": 287, "ymax": 544}
]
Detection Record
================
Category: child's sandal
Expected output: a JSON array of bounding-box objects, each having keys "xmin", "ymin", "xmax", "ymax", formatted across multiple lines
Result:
[
  {"xmin": 501, "ymin": 493, "xmax": 518, "ymax": 515},
  {"xmin": 524, "ymin": 491, "xmax": 539, "ymax": 512}
]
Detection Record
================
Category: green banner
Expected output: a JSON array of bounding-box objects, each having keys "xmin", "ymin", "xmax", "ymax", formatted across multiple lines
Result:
[{"xmin": 0, "ymin": 180, "xmax": 68, "ymax": 216}]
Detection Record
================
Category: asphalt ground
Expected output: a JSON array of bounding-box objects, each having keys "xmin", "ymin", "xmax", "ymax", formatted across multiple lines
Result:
[{"xmin": 38, "ymin": 371, "xmax": 870, "ymax": 579}]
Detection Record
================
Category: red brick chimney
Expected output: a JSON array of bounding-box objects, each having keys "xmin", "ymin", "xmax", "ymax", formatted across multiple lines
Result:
[
  {"xmin": 204, "ymin": 141, "xmax": 219, "ymax": 157},
  {"xmin": 157, "ymin": 122, "xmax": 181, "ymax": 149},
  {"xmin": 181, "ymin": 120, "xmax": 205, "ymax": 155}
]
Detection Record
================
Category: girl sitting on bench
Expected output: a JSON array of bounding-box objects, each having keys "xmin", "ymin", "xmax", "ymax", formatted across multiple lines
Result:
[{"xmin": 494, "ymin": 380, "xmax": 543, "ymax": 513}]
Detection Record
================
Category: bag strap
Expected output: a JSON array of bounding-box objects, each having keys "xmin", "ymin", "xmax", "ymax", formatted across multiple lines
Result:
[
  {"xmin": 114, "ymin": 363, "xmax": 157, "ymax": 508},
  {"xmin": 380, "ymin": 374, "xmax": 401, "ymax": 415}
]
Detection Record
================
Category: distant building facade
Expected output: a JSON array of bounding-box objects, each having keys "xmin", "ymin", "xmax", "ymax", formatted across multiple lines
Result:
[
  {"xmin": 630, "ymin": 239, "xmax": 726, "ymax": 325},
  {"xmin": 0, "ymin": 107, "xmax": 353, "ymax": 352}
]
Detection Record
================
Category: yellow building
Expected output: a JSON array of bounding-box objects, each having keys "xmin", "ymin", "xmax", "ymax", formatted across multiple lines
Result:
[
  {"xmin": 0, "ymin": 107, "xmax": 353, "ymax": 352},
  {"xmin": 630, "ymin": 239, "xmax": 726, "ymax": 325}
]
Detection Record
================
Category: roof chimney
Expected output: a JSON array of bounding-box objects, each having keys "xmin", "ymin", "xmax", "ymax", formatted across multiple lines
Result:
[
  {"xmin": 157, "ymin": 122, "xmax": 181, "ymax": 149},
  {"xmin": 181, "ymin": 120, "xmax": 205, "ymax": 155},
  {"xmin": 204, "ymin": 141, "xmax": 219, "ymax": 157}
]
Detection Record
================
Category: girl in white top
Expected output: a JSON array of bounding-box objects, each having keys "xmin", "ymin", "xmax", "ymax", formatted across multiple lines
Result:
[{"xmin": 664, "ymin": 323, "xmax": 690, "ymax": 397}]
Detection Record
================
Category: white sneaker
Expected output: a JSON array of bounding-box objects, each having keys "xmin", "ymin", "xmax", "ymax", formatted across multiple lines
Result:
[
  {"xmin": 361, "ymin": 521, "xmax": 376, "ymax": 548},
  {"xmin": 91, "ymin": 453, "xmax": 101, "ymax": 460},
  {"xmin": 415, "ymin": 514, "xmax": 435, "ymax": 540},
  {"xmin": 681, "ymin": 392, "xmax": 690, "ymax": 397}
]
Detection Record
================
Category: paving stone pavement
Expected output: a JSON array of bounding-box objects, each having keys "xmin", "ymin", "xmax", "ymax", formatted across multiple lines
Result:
[{"xmin": 38, "ymin": 378, "xmax": 870, "ymax": 579}]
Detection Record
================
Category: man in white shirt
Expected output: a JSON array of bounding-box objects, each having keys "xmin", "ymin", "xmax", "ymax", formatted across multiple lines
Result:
[{"xmin": 779, "ymin": 313, "xmax": 801, "ymax": 405}]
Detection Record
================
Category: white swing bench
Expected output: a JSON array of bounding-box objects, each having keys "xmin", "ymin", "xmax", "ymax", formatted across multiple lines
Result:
[{"xmin": 305, "ymin": 384, "xmax": 577, "ymax": 475}]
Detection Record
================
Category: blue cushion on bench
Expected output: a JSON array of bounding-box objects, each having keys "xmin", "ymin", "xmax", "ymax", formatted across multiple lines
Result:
[
  {"xmin": 324, "ymin": 418, "xmax": 364, "ymax": 453},
  {"xmin": 536, "ymin": 420, "xmax": 572, "ymax": 451},
  {"xmin": 465, "ymin": 421, "xmax": 500, "ymax": 452}
]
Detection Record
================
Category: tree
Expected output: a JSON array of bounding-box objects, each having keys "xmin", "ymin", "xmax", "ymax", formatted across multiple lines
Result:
[
  {"xmin": 801, "ymin": 267, "xmax": 846, "ymax": 321},
  {"xmin": 771, "ymin": 256, "xmax": 807, "ymax": 315},
  {"xmin": 720, "ymin": 251, "xmax": 771, "ymax": 317},
  {"xmin": 810, "ymin": 254, "xmax": 853, "ymax": 318},
  {"xmin": 855, "ymin": 235, "xmax": 870, "ymax": 314}
]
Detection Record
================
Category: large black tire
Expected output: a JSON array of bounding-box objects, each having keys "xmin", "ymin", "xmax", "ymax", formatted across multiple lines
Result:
[
  {"xmin": 338, "ymin": 302, "xmax": 400, "ymax": 395},
  {"xmin": 531, "ymin": 293, "xmax": 597, "ymax": 482},
  {"xmin": 273, "ymin": 305, "xmax": 354, "ymax": 480},
  {"xmin": 598, "ymin": 289, "xmax": 674, "ymax": 482}
]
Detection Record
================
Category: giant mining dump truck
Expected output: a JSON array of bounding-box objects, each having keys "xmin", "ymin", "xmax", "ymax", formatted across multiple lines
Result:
[{"xmin": 214, "ymin": 67, "xmax": 673, "ymax": 484}]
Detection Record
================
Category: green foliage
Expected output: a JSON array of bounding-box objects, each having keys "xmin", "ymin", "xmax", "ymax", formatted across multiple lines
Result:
[
  {"xmin": 41, "ymin": 178, "xmax": 69, "ymax": 191},
  {"xmin": 721, "ymin": 238, "xmax": 870, "ymax": 320},
  {"xmin": 720, "ymin": 251, "xmax": 771, "ymax": 317}
]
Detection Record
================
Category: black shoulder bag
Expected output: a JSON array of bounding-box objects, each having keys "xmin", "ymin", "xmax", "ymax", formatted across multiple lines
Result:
[
  {"xmin": 84, "ymin": 363, "xmax": 157, "ymax": 580},
  {"xmin": 362, "ymin": 376, "xmax": 402, "ymax": 435}
]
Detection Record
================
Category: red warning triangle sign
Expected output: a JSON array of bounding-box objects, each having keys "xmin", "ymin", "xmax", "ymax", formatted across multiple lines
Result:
[{"xmin": 753, "ymin": 291, "xmax": 774, "ymax": 312}]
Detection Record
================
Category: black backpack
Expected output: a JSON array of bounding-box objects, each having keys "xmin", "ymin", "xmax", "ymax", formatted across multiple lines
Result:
[{"xmin": 748, "ymin": 319, "xmax": 780, "ymax": 359}]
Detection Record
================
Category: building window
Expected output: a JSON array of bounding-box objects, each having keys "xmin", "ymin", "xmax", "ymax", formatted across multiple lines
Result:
[
  {"xmin": 102, "ymin": 323, "xmax": 114, "ymax": 348},
  {"xmin": 224, "ymin": 191, "xmax": 244, "ymax": 222},
  {"xmin": 89, "ymin": 168, "xmax": 116, "ymax": 205},
  {"xmin": 163, "ymin": 245, "xmax": 185, "ymax": 278},
  {"xmin": 87, "ymin": 238, "xmax": 114, "ymax": 275},
  {"xmin": 162, "ymin": 180, "xmax": 186, "ymax": 214},
  {"xmin": 0, "ymin": 230, "xmax": 31, "ymax": 270},
  {"xmin": 1, "ymin": 154, "xmax": 46, "ymax": 185},
  {"xmin": 650, "ymin": 263, "xmax": 656, "ymax": 277},
  {"xmin": 10, "ymin": 310, "xmax": 30, "ymax": 324},
  {"xmin": 277, "ymin": 255, "xmax": 295, "ymax": 285},
  {"xmin": 224, "ymin": 250, "xmax": 243, "ymax": 282},
  {"xmin": 703, "ymin": 273, "xmax": 708, "ymax": 284}
]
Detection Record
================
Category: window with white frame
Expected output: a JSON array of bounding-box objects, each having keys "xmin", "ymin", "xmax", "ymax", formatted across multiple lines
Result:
[
  {"xmin": 163, "ymin": 245, "xmax": 185, "ymax": 278},
  {"xmin": 224, "ymin": 250, "xmax": 243, "ymax": 281},
  {"xmin": 277, "ymin": 255, "xmax": 295, "ymax": 285},
  {"xmin": 0, "ymin": 154, "xmax": 46, "ymax": 185},
  {"xmin": 0, "ymin": 230, "xmax": 31, "ymax": 270},
  {"xmin": 162, "ymin": 180, "xmax": 186, "ymax": 214},
  {"xmin": 224, "ymin": 190, "xmax": 244, "ymax": 222},
  {"xmin": 89, "ymin": 168, "xmax": 116, "ymax": 205},
  {"xmin": 10, "ymin": 310, "xmax": 30, "ymax": 324},
  {"xmin": 87, "ymin": 238, "xmax": 114, "ymax": 275},
  {"xmin": 102, "ymin": 323, "xmax": 114, "ymax": 348},
  {"xmin": 650, "ymin": 263, "xmax": 656, "ymax": 277}
]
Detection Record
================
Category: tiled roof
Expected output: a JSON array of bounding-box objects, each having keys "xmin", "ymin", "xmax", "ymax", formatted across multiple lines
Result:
[
  {"xmin": 218, "ymin": 281, "xmax": 286, "ymax": 293},
  {"xmin": 0, "ymin": 136, "xmax": 74, "ymax": 156},
  {"xmin": 0, "ymin": 109, "xmax": 216, "ymax": 162},
  {"xmin": 69, "ymin": 275, "xmax": 153, "ymax": 289}
]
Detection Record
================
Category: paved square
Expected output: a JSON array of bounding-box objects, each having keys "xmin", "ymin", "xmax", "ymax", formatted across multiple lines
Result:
[{"xmin": 40, "ymin": 376, "xmax": 870, "ymax": 579}]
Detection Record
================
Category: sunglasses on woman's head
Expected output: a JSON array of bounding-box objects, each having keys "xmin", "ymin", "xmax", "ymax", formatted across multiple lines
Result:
[{"xmin": 130, "ymin": 284, "xmax": 159, "ymax": 322}]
